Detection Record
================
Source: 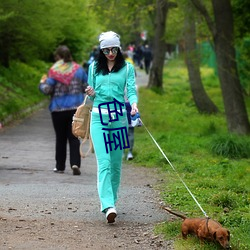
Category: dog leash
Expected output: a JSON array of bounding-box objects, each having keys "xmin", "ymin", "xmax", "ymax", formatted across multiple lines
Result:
[{"xmin": 139, "ymin": 118, "xmax": 209, "ymax": 218}]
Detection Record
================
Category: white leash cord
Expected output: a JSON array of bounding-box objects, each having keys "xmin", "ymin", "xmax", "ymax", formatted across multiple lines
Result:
[{"xmin": 139, "ymin": 118, "xmax": 209, "ymax": 218}]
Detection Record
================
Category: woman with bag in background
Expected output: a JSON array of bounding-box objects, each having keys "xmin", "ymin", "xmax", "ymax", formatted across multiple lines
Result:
[
  {"xmin": 86, "ymin": 31, "xmax": 139, "ymax": 223},
  {"xmin": 39, "ymin": 45, "xmax": 88, "ymax": 175}
]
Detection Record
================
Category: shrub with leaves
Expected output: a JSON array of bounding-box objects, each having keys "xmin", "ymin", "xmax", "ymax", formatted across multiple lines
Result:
[{"xmin": 210, "ymin": 135, "xmax": 250, "ymax": 159}]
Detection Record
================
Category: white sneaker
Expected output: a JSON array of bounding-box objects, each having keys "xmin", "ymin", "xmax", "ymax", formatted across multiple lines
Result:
[
  {"xmin": 105, "ymin": 207, "xmax": 117, "ymax": 223},
  {"xmin": 127, "ymin": 151, "xmax": 133, "ymax": 160}
]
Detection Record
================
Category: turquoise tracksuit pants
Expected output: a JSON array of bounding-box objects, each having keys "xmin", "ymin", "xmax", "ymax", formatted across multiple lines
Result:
[{"xmin": 90, "ymin": 109, "xmax": 128, "ymax": 212}]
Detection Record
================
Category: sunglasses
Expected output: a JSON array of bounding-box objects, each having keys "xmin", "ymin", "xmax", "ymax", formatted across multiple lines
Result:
[{"xmin": 102, "ymin": 47, "xmax": 119, "ymax": 55}]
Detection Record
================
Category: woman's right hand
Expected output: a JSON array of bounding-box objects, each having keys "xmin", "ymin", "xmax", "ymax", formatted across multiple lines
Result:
[{"xmin": 85, "ymin": 86, "xmax": 95, "ymax": 97}]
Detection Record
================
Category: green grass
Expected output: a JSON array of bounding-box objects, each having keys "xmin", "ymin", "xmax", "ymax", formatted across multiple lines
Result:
[
  {"xmin": 132, "ymin": 59, "xmax": 250, "ymax": 250},
  {"xmin": 0, "ymin": 60, "xmax": 50, "ymax": 123}
]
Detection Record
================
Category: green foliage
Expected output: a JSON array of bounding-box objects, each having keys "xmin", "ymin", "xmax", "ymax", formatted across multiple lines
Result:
[
  {"xmin": 210, "ymin": 191, "xmax": 238, "ymax": 209},
  {"xmin": 232, "ymin": 0, "xmax": 250, "ymax": 39},
  {"xmin": 236, "ymin": 37, "xmax": 250, "ymax": 95},
  {"xmin": 210, "ymin": 134, "xmax": 250, "ymax": 159},
  {"xmin": 165, "ymin": 0, "xmax": 213, "ymax": 45},
  {"xmin": 0, "ymin": 60, "xmax": 49, "ymax": 122},
  {"xmin": 165, "ymin": 3, "xmax": 184, "ymax": 44},
  {"xmin": 0, "ymin": 0, "xmax": 100, "ymax": 66},
  {"xmin": 154, "ymin": 221, "xmax": 181, "ymax": 240},
  {"xmin": 92, "ymin": 0, "xmax": 156, "ymax": 45},
  {"xmin": 131, "ymin": 58, "xmax": 250, "ymax": 249}
]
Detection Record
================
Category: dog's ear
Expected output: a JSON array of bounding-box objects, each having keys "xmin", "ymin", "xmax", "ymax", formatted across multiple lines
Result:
[
  {"xmin": 213, "ymin": 231, "xmax": 217, "ymax": 240},
  {"xmin": 227, "ymin": 230, "xmax": 230, "ymax": 240}
]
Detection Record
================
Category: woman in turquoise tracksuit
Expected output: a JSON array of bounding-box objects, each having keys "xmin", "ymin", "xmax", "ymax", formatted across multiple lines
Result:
[{"xmin": 86, "ymin": 31, "xmax": 138, "ymax": 223}]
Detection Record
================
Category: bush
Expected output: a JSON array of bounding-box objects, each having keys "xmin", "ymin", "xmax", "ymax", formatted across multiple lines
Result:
[
  {"xmin": 210, "ymin": 191, "xmax": 237, "ymax": 209},
  {"xmin": 0, "ymin": 60, "xmax": 49, "ymax": 123},
  {"xmin": 210, "ymin": 135, "xmax": 250, "ymax": 159}
]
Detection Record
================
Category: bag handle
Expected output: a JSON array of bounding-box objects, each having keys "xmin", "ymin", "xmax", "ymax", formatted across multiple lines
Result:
[
  {"xmin": 79, "ymin": 136, "xmax": 94, "ymax": 158},
  {"xmin": 83, "ymin": 94, "xmax": 88, "ymax": 105},
  {"xmin": 79, "ymin": 118, "xmax": 94, "ymax": 158},
  {"xmin": 79, "ymin": 99, "xmax": 94, "ymax": 158}
]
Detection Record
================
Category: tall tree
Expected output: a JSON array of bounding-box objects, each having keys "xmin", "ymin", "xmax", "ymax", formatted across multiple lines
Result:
[
  {"xmin": 184, "ymin": 1, "xmax": 218, "ymax": 114},
  {"xmin": 191, "ymin": 0, "xmax": 250, "ymax": 134},
  {"xmin": 148, "ymin": 0, "xmax": 176, "ymax": 89}
]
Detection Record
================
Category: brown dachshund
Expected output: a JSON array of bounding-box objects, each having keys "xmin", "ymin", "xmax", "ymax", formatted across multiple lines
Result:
[{"xmin": 163, "ymin": 207, "xmax": 231, "ymax": 249}]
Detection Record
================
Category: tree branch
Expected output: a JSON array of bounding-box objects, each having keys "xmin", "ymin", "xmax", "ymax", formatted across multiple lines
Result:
[{"xmin": 190, "ymin": 0, "xmax": 216, "ymax": 37}]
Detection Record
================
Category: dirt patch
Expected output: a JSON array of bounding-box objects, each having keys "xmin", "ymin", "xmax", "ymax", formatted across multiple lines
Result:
[{"xmin": 0, "ymin": 216, "xmax": 174, "ymax": 250}]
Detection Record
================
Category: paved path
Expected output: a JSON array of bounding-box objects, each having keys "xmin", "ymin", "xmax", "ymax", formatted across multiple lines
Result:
[
  {"xmin": 135, "ymin": 68, "xmax": 149, "ymax": 88},
  {"xmin": 0, "ymin": 106, "xmax": 164, "ymax": 223}
]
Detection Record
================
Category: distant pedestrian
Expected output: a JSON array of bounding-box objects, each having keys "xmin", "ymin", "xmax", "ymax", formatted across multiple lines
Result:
[
  {"xmin": 39, "ymin": 45, "xmax": 88, "ymax": 175},
  {"xmin": 87, "ymin": 46, "xmax": 99, "ymax": 69},
  {"xmin": 143, "ymin": 44, "xmax": 152, "ymax": 74},
  {"xmin": 134, "ymin": 45, "xmax": 144, "ymax": 69}
]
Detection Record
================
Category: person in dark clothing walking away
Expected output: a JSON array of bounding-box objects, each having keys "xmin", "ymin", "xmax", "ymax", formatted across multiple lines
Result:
[
  {"xmin": 39, "ymin": 45, "xmax": 88, "ymax": 175},
  {"xmin": 143, "ymin": 44, "xmax": 152, "ymax": 74},
  {"xmin": 134, "ymin": 45, "xmax": 144, "ymax": 69}
]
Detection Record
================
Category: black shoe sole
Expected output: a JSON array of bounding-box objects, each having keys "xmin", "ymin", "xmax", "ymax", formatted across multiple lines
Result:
[
  {"xmin": 107, "ymin": 212, "xmax": 117, "ymax": 223},
  {"xmin": 72, "ymin": 168, "xmax": 81, "ymax": 175},
  {"xmin": 54, "ymin": 170, "xmax": 64, "ymax": 173}
]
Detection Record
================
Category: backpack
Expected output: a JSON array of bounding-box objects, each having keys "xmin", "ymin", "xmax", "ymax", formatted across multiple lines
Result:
[{"xmin": 72, "ymin": 95, "xmax": 93, "ymax": 158}]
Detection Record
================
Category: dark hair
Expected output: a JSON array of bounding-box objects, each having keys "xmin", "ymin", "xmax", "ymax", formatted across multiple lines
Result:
[
  {"xmin": 95, "ymin": 48, "xmax": 126, "ymax": 75},
  {"xmin": 54, "ymin": 45, "xmax": 73, "ymax": 63}
]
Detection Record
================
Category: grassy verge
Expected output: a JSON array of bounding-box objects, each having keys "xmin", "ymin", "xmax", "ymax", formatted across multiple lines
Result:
[
  {"xmin": 0, "ymin": 60, "xmax": 50, "ymax": 125},
  {"xmin": 132, "ymin": 59, "xmax": 250, "ymax": 250}
]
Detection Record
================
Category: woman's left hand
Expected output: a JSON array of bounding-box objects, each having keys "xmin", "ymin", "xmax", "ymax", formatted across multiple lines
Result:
[{"xmin": 131, "ymin": 103, "xmax": 138, "ymax": 116}]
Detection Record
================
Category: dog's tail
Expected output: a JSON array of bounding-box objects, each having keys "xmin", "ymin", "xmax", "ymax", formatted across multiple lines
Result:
[{"xmin": 162, "ymin": 206, "xmax": 187, "ymax": 220}]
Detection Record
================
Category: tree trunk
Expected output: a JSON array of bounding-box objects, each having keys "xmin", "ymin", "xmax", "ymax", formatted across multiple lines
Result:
[
  {"xmin": 184, "ymin": 4, "xmax": 218, "ymax": 114},
  {"xmin": 191, "ymin": 0, "xmax": 250, "ymax": 134},
  {"xmin": 148, "ymin": 0, "xmax": 169, "ymax": 89},
  {"xmin": 212, "ymin": 0, "xmax": 250, "ymax": 134}
]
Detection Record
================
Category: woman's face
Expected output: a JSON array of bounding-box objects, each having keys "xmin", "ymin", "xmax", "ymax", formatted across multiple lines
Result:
[{"xmin": 102, "ymin": 47, "xmax": 118, "ymax": 61}]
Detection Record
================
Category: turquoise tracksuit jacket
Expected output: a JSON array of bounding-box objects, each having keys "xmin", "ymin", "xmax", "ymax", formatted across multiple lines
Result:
[{"xmin": 88, "ymin": 62, "xmax": 138, "ymax": 108}]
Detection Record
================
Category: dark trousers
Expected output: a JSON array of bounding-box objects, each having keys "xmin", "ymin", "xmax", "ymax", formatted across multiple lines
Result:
[
  {"xmin": 51, "ymin": 110, "xmax": 80, "ymax": 171},
  {"xmin": 125, "ymin": 102, "xmax": 134, "ymax": 151},
  {"xmin": 144, "ymin": 59, "xmax": 151, "ymax": 74},
  {"xmin": 128, "ymin": 127, "xmax": 134, "ymax": 151}
]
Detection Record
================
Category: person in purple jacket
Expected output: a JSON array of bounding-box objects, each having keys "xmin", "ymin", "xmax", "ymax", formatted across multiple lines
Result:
[{"xmin": 39, "ymin": 45, "xmax": 88, "ymax": 175}]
